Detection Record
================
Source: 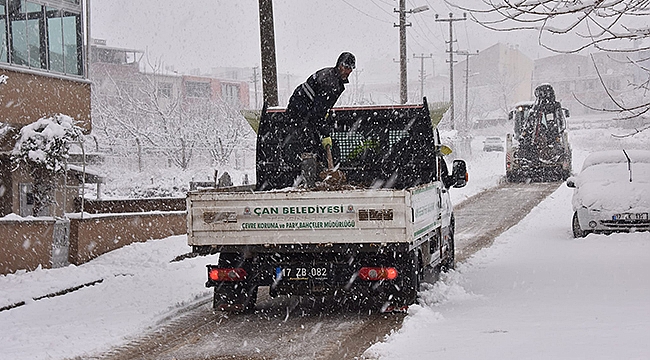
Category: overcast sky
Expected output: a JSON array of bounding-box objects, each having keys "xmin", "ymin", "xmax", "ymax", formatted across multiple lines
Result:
[{"xmin": 90, "ymin": 0, "xmax": 553, "ymax": 84}]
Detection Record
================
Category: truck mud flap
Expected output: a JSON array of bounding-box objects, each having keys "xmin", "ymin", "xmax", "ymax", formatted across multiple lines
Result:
[{"xmin": 213, "ymin": 282, "xmax": 258, "ymax": 312}]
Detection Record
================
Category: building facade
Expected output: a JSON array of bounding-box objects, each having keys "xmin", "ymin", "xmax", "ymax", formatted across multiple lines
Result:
[
  {"xmin": 454, "ymin": 43, "xmax": 534, "ymax": 129},
  {"xmin": 533, "ymin": 51, "xmax": 647, "ymax": 116},
  {"xmin": 1, "ymin": 0, "xmax": 91, "ymax": 217}
]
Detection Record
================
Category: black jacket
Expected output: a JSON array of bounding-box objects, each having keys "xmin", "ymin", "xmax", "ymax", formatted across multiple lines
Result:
[{"xmin": 286, "ymin": 67, "xmax": 348, "ymax": 146}]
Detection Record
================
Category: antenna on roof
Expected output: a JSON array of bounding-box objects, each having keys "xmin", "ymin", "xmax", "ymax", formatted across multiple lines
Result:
[{"xmin": 622, "ymin": 149, "xmax": 632, "ymax": 182}]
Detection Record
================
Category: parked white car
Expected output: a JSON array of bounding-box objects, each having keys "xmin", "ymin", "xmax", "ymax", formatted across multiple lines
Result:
[{"xmin": 567, "ymin": 149, "xmax": 650, "ymax": 237}]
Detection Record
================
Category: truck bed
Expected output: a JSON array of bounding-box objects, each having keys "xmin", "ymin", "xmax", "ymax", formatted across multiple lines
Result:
[{"xmin": 187, "ymin": 183, "xmax": 442, "ymax": 247}]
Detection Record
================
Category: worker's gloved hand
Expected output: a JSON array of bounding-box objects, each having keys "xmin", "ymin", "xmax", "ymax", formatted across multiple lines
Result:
[{"xmin": 322, "ymin": 136, "xmax": 332, "ymax": 149}]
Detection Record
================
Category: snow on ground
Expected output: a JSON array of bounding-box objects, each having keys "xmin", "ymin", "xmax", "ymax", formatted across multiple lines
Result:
[
  {"xmin": 365, "ymin": 118, "xmax": 650, "ymax": 359},
  {"xmin": 1, "ymin": 116, "xmax": 648, "ymax": 359},
  {"xmin": 366, "ymin": 184, "xmax": 650, "ymax": 359},
  {"xmin": 448, "ymin": 138, "xmax": 505, "ymax": 205},
  {"xmin": 0, "ymin": 236, "xmax": 219, "ymax": 359}
]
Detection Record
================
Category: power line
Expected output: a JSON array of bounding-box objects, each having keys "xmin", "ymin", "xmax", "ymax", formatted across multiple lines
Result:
[
  {"xmin": 409, "ymin": 15, "xmax": 444, "ymax": 52},
  {"xmin": 375, "ymin": 0, "xmax": 396, "ymax": 6},
  {"xmin": 339, "ymin": 0, "xmax": 392, "ymax": 23},
  {"xmin": 369, "ymin": 0, "xmax": 396, "ymax": 17}
]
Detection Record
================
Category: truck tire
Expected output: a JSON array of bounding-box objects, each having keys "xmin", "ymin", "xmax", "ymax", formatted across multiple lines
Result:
[
  {"xmin": 213, "ymin": 253, "xmax": 258, "ymax": 313},
  {"xmin": 441, "ymin": 217, "xmax": 456, "ymax": 272},
  {"xmin": 213, "ymin": 284, "xmax": 258, "ymax": 313},
  {"xmin": 399, "ymin": 250, "xmax": 421, "ymax": 307},
  {"xmin": 506, "ymin": 171, "xmax": 520, "ymax": 183}
]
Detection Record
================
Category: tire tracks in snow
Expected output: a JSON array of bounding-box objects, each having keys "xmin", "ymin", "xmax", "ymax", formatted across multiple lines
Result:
[{"xmin": 90, "ymin": 181, "xmax": 561, "ymax": 360}]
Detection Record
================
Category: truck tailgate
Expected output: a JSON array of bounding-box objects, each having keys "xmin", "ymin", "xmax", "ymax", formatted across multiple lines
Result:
[{"xmin": 187, "ymin": 189, "xmax": 413, "ymax": 246}]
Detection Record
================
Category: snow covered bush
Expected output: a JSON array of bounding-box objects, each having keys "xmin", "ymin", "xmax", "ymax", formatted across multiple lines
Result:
[{"xmin": 11, "ymin": 114, "xmax": 84, "ymax": 216}]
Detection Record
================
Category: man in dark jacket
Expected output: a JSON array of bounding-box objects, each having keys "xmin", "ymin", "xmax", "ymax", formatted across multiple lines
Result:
[{"xmin": 285, "ymin": 52, "xmax": 355, "ymax": 182}]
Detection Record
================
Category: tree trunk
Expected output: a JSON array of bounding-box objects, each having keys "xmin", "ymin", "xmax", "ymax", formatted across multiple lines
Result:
[{"xmin": 31, "ymin": 166, "xmax": 55, "ymax": 217}]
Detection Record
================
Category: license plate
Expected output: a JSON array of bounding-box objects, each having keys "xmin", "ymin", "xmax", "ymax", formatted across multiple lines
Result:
[
  {"xmin": 612, "ymin": 212, "xmax": 649, "ymax": 221},
  {"xmin": 275, "ymin": 265, "xmax": 330, "ymax": 281}
]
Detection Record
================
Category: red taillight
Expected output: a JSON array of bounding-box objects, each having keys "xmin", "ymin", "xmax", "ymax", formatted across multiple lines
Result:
[
  {"xmin": 208, "ymin": 268, "xmax": 247, "ymax": 281},
  {"xmin": 358, "ymin": 267, "xmax": 398, "ymax": 281}
]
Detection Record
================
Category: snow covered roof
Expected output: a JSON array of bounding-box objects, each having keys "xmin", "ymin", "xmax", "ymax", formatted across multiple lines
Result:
[
  {"xmin": 572, "ymin": 150, "xmax": 650, "ymax": 212},
  {"xmin": 67, "ymin": 165, "xmax": 105, "ymax": 183},
  {"xmin": 581, "ymin": 149, "xmax": 650, "ymax": 171},
  {"xmin": 512, "ymin": 101, "xmax": 534, "ymax": 109}
]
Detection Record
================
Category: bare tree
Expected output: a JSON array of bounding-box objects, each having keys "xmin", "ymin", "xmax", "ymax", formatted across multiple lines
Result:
[
  {"xmin": 451, "ymin": 0, "xmax": 650, "ymax": 121},
  {"xmin": 183, "ymin": 97, "xmax": 254, "ymax": 167},
  {"xmin": 92, "ymin": 59, "xmax": 254, "ymax": 172}
]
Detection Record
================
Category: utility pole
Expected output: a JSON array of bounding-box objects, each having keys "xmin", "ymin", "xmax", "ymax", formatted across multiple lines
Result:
[
  {"xmin": 457, "ymin": 50, "xmax": 478, "ymax": 131},
  {"xmin": 394, "ymin": 2, "xmax": 429, "ymax": 104},
  {"xmin": 285, "ymin": 72, "xmax": 291, "ymax": 105},
  {"xmin": 258, "ymin": 0, "xmax": 278, "ymax": 106},
  {"xmin": 251, "ymin": 66, "xmax": 260, "ymax": 109},
  {"xmin": 395, "ymin": 0, "xmax": 409, "ymax": 104},
  {"xmin": 413, "ymin": 53, "xmax": 432, "ymax": 101},
  {"xmin": 435, "ymin": 12, "xmax": 466, "ymax": 130}
]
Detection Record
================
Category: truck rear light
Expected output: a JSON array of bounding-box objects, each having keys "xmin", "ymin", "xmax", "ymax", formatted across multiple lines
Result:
[
  {"xmin": 208, "ymin": 268, "xmax": 247, "ymax": 281},
  {"xmin": 358, "ymin": 267, "xmax": 398, "ymax": 281}
]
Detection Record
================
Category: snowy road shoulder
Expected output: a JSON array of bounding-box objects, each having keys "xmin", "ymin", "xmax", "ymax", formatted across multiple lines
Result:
[
  {"xmin": 0, "ymin": 236, "xmax": 218, "ymax": 360},
  {"xmin": 366, "ymin": 184, "xmax": 650, "ymax": 359}
]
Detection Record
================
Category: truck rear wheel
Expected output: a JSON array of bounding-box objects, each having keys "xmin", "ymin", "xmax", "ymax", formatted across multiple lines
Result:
[
  {"xmin": 441, "ymin": 218, "xmax": 456, "ymax": 272},
  {"xmin": 396, "ymin": 250, "xmax": 421, "ymax": 308},
  {"xmin": 212, "ymin": 253, "xmax": 258, "ymax": 313},
  {"xmin": 213, "ymin": 284, "xmax": 257, "ymax": 313}
]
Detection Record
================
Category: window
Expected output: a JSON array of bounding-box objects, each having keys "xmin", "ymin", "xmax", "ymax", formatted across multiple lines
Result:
[
  {"xmin": 47, "ymin": 7, "xmax": 63, "ymax": 72},
  {"xmin": 186, "ymin": 81, "xmax": 210, "ymax": 98},
  {"xmin": 2, "ymin": 0, "xmax": 83, "ymax": 75},
  {"xmin": 157, "ymin": 82, "xmax": 172, "ymax": 98},
  {"xmin": 0, "ymin": 1, "xmax": 6, "ymax": 62},
  {"xmin": 9, "ymin": 1, "xmax": 44, "ymax": 68},
  {"xmin": 221, "ymin": 83, "xmax": 239, "ymax": 105}
]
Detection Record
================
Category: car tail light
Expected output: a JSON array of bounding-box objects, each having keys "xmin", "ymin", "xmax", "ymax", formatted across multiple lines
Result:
[
  {"xmin": 208, "ymin": 268, "xmax": 247, "ymax": 281},
  {"xmin": 358, "ymin": 267, "xmax": 398, "ymax": 281}
]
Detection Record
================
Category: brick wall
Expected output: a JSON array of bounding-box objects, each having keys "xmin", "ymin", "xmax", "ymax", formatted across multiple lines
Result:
[
  {"xmin": 68, "ymin": 212, "xmax": 187, "ymax": 265},
  {"xmin": 1, "ymin": 211, "xmax": 187, "ymax": 274},
  {"xmin": 0, "ymin": 218, "xmax": 55, "ymax": 275}
]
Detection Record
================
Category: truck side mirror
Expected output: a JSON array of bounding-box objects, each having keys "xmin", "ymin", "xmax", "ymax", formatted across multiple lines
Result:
[
  {"xmin": 563, "ymin": 108, "xmax": 570, "ymax": 118},
  {"xmin": 452, "ymin": 160, "xmax": 467, "ymax": 188},
  {"xmin": 566, "ymin": 177, "xmax": 576, "ymax": 188}
]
